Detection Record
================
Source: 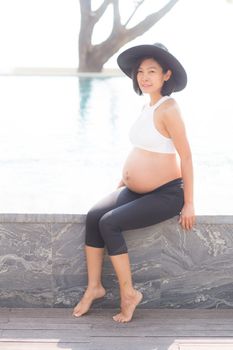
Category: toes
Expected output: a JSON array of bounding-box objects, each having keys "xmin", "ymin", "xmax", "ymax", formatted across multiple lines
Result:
[
  {"xmin": 72, "ymin": 303, "xmax": 87, "ymax": 318},
  {"xmin": 73, "ymin": 309, "xmax": 87, "ymax": 318},
  {"xmin": 113, "ymin": 313, "xmax": 121, "ymax": 322},
  {"xmin": 113, "ymin": 313, "xmax": 128, "ymax": 323},
  {"xmin": 72, "ymin": 308, "xmax": 81, "ymax": 317},
  {"xmin": 113, "ymin": 314, "xmax": 119, "ymax": 322},
  {"xmin": 72, "ymin": 307, "xmax": 79, "ymax": 316}
]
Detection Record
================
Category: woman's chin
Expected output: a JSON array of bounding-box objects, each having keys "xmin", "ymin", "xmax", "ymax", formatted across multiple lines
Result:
[{"xmin": 140, "ymin": 87, "xmax": 153, "ymax": 93}]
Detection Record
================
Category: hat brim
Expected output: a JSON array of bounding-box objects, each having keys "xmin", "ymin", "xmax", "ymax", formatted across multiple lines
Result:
[{"xmin": 117, "ymin": 45, "xmax": 187, "ymax": 92}]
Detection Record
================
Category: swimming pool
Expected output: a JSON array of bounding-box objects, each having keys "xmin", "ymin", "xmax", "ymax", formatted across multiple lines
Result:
[{"xmin": 0, "ymin": 75, "xmax": 232, "ymax": 214}]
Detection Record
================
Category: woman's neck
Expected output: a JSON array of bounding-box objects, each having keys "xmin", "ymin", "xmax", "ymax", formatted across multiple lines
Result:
[{"xmin": 149, "ymin": 93, "xmax": 163, "ymax": 106}]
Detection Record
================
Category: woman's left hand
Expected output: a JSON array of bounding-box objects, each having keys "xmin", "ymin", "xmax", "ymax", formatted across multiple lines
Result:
[{"xmin": 179, "ymin": 203, "xmax": 195, "ymax": 230}]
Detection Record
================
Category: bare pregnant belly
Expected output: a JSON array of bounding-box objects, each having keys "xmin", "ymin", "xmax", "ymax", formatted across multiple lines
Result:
[{"xmin": 122, "ymin": 148, "xmax": 181, "ymax": 193}]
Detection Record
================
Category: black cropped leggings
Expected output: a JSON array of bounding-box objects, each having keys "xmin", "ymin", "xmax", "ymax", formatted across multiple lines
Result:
[{"xmin": 85, "ymin": 178, "xmax": 184, "ymax": 256}]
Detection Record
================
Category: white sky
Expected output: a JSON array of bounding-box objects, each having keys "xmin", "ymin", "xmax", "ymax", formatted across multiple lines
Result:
[{"xmin": 0, "ymin": 0, "xmax": 232, "ymax": 71}]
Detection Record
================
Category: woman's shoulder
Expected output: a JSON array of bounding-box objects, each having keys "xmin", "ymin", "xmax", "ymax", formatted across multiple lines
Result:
[
  {"xmin": 164, "ymin": 96, "xmax": 178, "ymax": 107},
  {"xmin": 159, "ymin": 97, "xmax": 182, "ymax": 122},
  {"xmin": 162, "ymin": 96, "xmax": 180, "ymax": 113}
]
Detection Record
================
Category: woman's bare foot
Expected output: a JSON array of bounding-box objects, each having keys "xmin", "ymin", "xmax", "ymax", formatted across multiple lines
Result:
[
  {"xmin": 113, "ymin": 290, "xmax": 143, "ymax": 323},
  {"xmin": 72, "ymin": 286, "xmax": 106, "ymax": 317}
]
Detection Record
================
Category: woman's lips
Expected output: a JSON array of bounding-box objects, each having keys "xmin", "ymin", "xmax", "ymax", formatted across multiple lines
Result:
[{"xmin": 141, "ymin": 84, "xmax": 152, "ymax": 88}]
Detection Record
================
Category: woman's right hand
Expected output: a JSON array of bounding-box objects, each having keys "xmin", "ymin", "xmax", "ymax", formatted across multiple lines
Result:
[
  {"xmin": 179, "ymin": 203, "xmax": 195, "ymax": 230},
  {"xmin": 117, "ymin": 179, "xmax": 125, "ymax": 189}
]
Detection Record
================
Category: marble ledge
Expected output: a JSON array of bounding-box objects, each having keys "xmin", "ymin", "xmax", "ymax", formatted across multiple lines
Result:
[
  {"xmin": 0, "ymin": 214, "xmax": 233, "ymax": 308},
  {"xmin": 0, "ymin": 213, "xmax": 86, "ymax": 223},
  {"xmin": 0, "ymin": 213, "xmax": 232, "ymax": 224}
]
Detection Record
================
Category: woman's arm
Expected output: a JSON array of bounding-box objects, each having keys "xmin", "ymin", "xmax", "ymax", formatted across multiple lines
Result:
[{"xmin": 163, "ymin": 100, "xmax": 195, "ymax": 230}]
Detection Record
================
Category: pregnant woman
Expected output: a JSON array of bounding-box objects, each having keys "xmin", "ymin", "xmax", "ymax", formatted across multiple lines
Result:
[{"xmin": 73, "ymin": 43, "xmax": 195, "ymax": 322}]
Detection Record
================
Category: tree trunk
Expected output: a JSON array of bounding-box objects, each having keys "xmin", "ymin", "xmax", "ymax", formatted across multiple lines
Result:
[{"xmin": 78, "ymin": 0, "xmax": 179, "ymax": 72}]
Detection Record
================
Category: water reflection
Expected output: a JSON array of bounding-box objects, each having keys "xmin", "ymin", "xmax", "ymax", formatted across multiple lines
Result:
[
  {"xmin": 78, "ymin": 77, "xmax": 121, "ymax": 121},
  {"xmin": 78, "ymin": 77, "xmax": 93, "ymax": 118}
]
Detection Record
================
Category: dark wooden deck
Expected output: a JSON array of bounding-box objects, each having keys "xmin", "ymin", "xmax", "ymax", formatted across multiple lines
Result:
[{"xmin": 1, "ymin": 308, "xmax": 233, "ymax": 349}]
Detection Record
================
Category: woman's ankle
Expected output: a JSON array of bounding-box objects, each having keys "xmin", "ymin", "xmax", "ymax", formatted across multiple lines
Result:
[
  {"xmin": 87, "ymin": 283, "xmax": 104, "ymax": 290},
  {"xmin": 120, "ymin": 287, "xmax": 137, "ymax": 299}
]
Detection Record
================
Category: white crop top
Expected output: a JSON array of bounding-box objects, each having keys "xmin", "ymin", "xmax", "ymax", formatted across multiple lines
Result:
[{"xmin": 129, "ymin": 96, "xmax": 176, "ymax": 154}]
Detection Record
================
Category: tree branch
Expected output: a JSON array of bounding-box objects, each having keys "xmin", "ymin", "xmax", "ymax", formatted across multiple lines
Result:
[
  {"xmin": 78, "ymin": 0, "xmax": 180, "ymax": 71},
  {"xmin": 125, "ymin": 0, "xmax": 179, "ymax": 39},
  {"xmin": 92, "ymin": 0, "xmax": 113, "ymax": 23},
  {"xmin": 124, "ymin": 0, "xmax": 146, "ymax": 27},
  {"xmin": 112, "ymin": 0, "xmax": 121, "ymax": 26},
  {"xmin": 79, "ymin": 0, "xmax": 91, "ymax": 15}
]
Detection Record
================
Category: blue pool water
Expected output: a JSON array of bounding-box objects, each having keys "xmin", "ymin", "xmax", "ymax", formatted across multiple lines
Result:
[{"xmin": 0, "ymin": 75, "xmax": 232, "ymax": 214}]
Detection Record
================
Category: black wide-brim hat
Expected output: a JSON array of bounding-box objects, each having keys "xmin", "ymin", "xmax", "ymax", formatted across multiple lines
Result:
[{"xmin": 117, "ymin": 43, "xmax": 187, "ymax": 92}]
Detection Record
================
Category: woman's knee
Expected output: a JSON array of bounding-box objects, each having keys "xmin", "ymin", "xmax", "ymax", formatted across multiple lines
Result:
[
  {"xmin": 85, "ymin": 208, "xmax": 105, "ymax": 248},
  {"xmin": 86, "ymin": 207, "xmax": 98, "ymax": 226},
  {"xmin": 98, "ymin": 212, "xmax": 128, "ymax": 255},
  {"xmin": 98, "ymin": 211, "xmax": 113, "ymax": 237}
]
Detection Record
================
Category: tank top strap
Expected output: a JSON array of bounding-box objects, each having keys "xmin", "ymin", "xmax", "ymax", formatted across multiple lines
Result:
[{"xmin": 149, "ymin": 95, "xmax": 172, "ymax": 110}]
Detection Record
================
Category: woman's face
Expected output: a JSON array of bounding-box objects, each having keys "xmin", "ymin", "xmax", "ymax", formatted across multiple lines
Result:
[{"xmin": 136, "ymin": 58, "xmax": 171, "ymax": 95}]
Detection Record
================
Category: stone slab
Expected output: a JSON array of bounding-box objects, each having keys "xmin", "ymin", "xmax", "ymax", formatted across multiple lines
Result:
[{"xmin": 0, "ymin": 214, "xmax": 233, "ymax": 308}]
